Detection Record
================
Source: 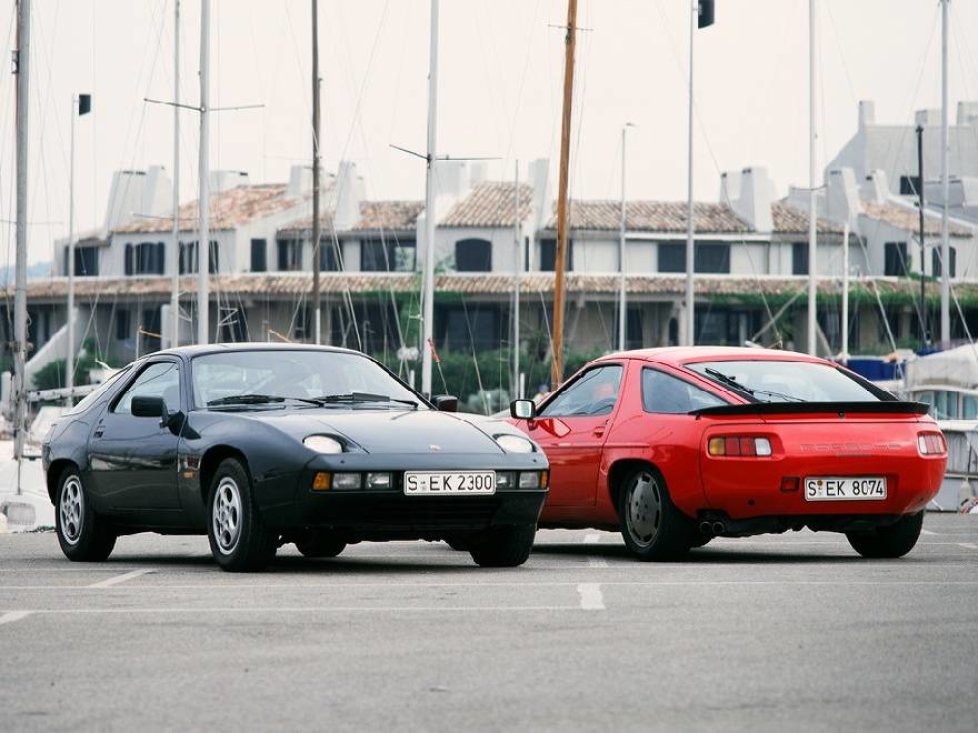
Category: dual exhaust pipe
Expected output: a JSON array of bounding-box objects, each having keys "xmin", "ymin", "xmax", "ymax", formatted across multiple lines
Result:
[{"xmin": 699, "ymin": 520, "xmax": 726, "ymax": 537}]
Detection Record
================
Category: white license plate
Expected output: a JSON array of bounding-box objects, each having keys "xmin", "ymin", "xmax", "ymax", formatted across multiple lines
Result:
[
  {"xmin": 804, "ymin": 476, "xmax": 887, "ymax": 501},
  {"xmin": 404, "ymin": 471, "xmax": 496, "ymax": 496}
]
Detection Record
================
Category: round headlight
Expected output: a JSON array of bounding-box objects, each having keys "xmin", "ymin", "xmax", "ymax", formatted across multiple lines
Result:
[
  {"xmin": 304, "ymin": 435, "xmax": 344, "ymax": 454},
  {"xmin": 495, "ymin": 434, "xmax": 535, "ymax": 454}
]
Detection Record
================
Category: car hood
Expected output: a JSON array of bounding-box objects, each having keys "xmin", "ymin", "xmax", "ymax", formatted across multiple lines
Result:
[{"xmin": 240, "ymin": 408, "xmax": 507, "ymax": 455}]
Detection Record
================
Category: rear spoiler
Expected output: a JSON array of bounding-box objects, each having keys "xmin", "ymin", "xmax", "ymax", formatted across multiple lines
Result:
[{"xmin": 691, "ymin": 401, "xmax": 930, "ymax": 417}]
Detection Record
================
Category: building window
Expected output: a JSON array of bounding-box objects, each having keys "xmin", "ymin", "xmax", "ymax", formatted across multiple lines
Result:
[
  {"xmin": 884, "ymin": 242, "xmax": 909, "ymax": 277},
  {"xmin": 277, "ymin": 239, "xmax": 303, "ymax": 271},
  {"xmin": 126, "ymin": 242, "xmax": 165, "ymax": 275},
  {"xmin": 64, "ymin": 245, "xmax": 100, "ymax": 277},
  {"xmin": 361, "ymin": 237, "xmax": 415, "ymax": 272},
  {"xmin": 695, "ymin": 243, "xmax": 730, "ymax": 273},
  {"xmin": 616, "ymin": 307, "xmax": 644, "ymax": 350},
  {"xmin": 658, "ymin": 242, "xmax": 730, "ymax": 274},
  {"xmin": 899, "ymin": 175, "xmax": 922, "ymax": 196},
  {"xmin": 218, "ymin": 306, "xmax": 248, "ymax": 342},
  {"xmin": 455, "ymin": 238, "xmax": 492, "ymax": 272},
  {"xmin": 539, "ymin": 239, "xmax": 574, "ymax": 272},
  {"xmin": 250, "ymin": 239, "xmax": 267, "ymax": 272},
  {"xmin": 658, "ymin": 243, "xmax": 685, "ymax": 273},
  {"xmin": 439, "ymin": 304, "xmax": 501, "ymax": 351},
  {"xmin": 932, "ymin": 247, "xmax": 956, "ymax": 278},
  {"xmin": 792, "ymin": 242, "xmax": 808, "ymax": 275},
  {"xmin": 180, "ymin": 240, "xmax": 220, "ymax": 274},
  {"xmin": 116, "ymin": 309, "xmax": 131, "ymax": 341},
  {"xmin": 319, "ymin": 241, "xmax": 341, "ymax": 271},
  {"xmin": 140, "ymin": 307, "xmax": 162, "ymax": 351}
]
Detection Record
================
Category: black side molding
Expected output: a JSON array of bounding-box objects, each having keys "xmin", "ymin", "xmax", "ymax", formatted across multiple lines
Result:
[{"xmin": 691, "ymin": 401, "xmax": 930, "ymax": 417}]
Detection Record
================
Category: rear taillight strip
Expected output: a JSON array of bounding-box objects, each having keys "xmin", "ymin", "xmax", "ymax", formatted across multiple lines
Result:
[
  {"xmin": 708, "ymin": 436, "xmax": 773, "ymax": 457},
  {"xmin": 917, "ymin": 432, "xmax": 946, "ymax": 456}
]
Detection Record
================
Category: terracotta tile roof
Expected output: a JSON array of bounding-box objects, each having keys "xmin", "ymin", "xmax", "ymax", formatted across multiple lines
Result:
[
  {"xmin": 16, "ymin": 273, "xmax": 971, "ymax": 302},
  {"xmin": 112, "ymin": 184, "xmax": 308, "ymax": 234},
  {"xmin": 861, "ymin": 201, "xmax": 973, "ymax": 238},
  {"xmin": 354, "ymin": 200, "xmax": 425, "ymax": 231},
  {"xmin": 771, "ymin": 201, "xmax": 845, "ymax": 235},
  {"xmin": 544, "ymin": 201, "xmax": 752, "ymax": 234},
  {"xmin": 278, "ymin": 200, "xmax": 424, "ymax": 236},
  {"xmin": 442, "ymin": 182, "xmax": 534, "ymax": 227}
]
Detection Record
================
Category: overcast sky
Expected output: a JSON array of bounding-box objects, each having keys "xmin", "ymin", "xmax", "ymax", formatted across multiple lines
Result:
[{"xmin": 2, "ymin": 0, "xmax": 977, "ymax": 264}]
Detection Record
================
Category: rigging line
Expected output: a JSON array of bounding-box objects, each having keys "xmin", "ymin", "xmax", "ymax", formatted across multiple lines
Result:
[
  {"xmin": 470, "ymin": 1, "xmax": 507, "ymax": 159},
  {"xmin": 822, "ymin": 0, "xmax": 858, "ymax": 106},
  {"xmin": 334, "ymin": 0, "xmax": 393, "ymax": 168},
  {"xmin": 459, "ymin": 294, "xmax": 489, "ymax": 415},
  {"xmin": 383, "ymin": 0, "xmax": 412, "ymax": 154},
  {"xmin": 501, "ymin": 0, "xmax": 545, "ymax": 168}
]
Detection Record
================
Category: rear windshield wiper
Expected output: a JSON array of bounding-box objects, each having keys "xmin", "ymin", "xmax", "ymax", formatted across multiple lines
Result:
[
  {"xmin": 311, "ymin": 392, "xmax": 418, "ymax": 409},
  {"xmin": 752, "ymin": 389, "xmax": 805, "ymax": 403},
  {"xmin": 703, "ymin": 368, "xmax": 757, "ymax": 400}
]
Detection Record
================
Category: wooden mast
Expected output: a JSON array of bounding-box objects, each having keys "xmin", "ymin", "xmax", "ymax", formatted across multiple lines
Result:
[{"xmin": 550, "ymin": 0, "xmax": 578, "ymax": 388}]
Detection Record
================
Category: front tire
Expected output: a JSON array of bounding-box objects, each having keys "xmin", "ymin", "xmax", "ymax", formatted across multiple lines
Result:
[
  {"xmin": 55, "ymin": 467, "xmax": 116, "ymax": 562},
  {"xmin": 206, "ymin": 458, "xmax": 278, "ymax": 572},
  {"xmin": 846, "ymin": 511, "xmax": 923, "ymax": 559},
  {"xmin": 469, "ymin": 525, "xmax": 536, "ymax": 567},
  {"xmin": 618, "ymin": 468, "xmax": 691, "ymax": 561}
]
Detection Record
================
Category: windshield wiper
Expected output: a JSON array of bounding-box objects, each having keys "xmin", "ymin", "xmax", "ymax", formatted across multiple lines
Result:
[
  {"xmin": 703, "ymin": 368, "xmax": 756, "ymax": 399},
  {"xmin": 752, "ymin": 389, "xmax": 805, "ymax": 403},
  {"xmin": 207, "ymin": 393, "xmax": 285, "ymax": 406},
  {"xmin": 206, "ymin": 394, "xmax": 324, "ymax": 407},
  {"xmin": 311, "ymin": 392, "xmax": 418, "ymax": 408}
]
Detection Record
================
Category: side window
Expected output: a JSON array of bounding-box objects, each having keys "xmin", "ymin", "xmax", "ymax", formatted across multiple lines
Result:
[
  {"xmin": 642, "ymin": 368, "xmax": 727, "ymax": 414},
  {"xmin": 539, "ymin": 365, "xmax": 623, "ymax": 417},
  {"xmin": 114, "ymin": 362, "xmax": 181, "ymax": 415}
]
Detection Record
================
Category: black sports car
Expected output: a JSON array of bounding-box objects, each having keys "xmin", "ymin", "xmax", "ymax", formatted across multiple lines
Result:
[{"xmin": 42, "ymin": 344, "xmax": 549, "ymax": 571}]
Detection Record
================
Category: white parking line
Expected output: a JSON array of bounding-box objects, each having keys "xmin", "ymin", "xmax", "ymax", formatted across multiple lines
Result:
[
  {"xmin": 577, "ymin": 583, "xmax": 605, "ymax": 610},
  {"xmin": 0, "ymin": 611, "xmax": 32, "ymax": 626},
  {"xmin": 920, "ymin": 529, "xmax": 937, "ymax": 536},
  {"xmin": 10, "ymin": 605, "xmax": 580, "ymax": 615},
  {"xmin": 958, "ymin": 543, "xmax": 978, "ymax": 550},
  {"xmin": 587, "ymin": 558, "xmax": 609, "ymax": 568},
  {"xmin": 87, "ymin": 569, "xmax": 155, "ymax": 589}
]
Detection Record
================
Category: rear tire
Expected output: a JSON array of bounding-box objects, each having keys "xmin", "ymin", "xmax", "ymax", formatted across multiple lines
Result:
[
  {"xmin": 55, "ymin": 467, "xmax": 116, "ymax": 562},
  {"xmin": 618, "ymin": 468, "xmax": 691, "ymax": 561},
  {"xmin": 295, "ymin": 532, "xmax": 346, "ymax": 559},
  {"xmin": 469, "ymin": 525, "xmax": 536, "ymax": 567},
  {"xmin": 444, "ymin": 534, "xmax": 472, "ymax": 552},
  {"xmin": 846, "ymin": 511, "xmax": 923, "ymax": 559},
  {"xmin": 688, "ymin": 535, "xmax": 712, "ymax": 549},
  {"xmin": 206, "ymin": 458, "xmax": 278, "ymax": 572}
]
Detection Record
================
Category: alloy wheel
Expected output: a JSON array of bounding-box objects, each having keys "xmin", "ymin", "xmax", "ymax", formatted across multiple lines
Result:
[
  {"xmin": 625, "ymin": 471, "xmax": 662, "ymax": 548},
  {"xmin": 212, "ymin": 476, "xmax": 243, "ymax": 555},
  {"xmin": 59, "ymin": 475, "xmax": 84, "ymax": 545}
]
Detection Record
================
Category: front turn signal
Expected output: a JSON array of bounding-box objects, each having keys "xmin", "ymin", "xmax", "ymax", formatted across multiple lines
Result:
[{"xmin": 312, "ymin": 472, "xmax": 331, "ymax": 491}]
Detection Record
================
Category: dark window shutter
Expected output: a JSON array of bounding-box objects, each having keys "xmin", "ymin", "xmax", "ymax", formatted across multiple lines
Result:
[
  {"xmin": 250, "ymin": 239, "xmax": 267, "ymax": 272},
  {"xmin": 209, "ymin": 241, "xmax": 219, "ymax": 274},
  {"xmin": 124, "ymin": 244, "xmax": 133, "ymax": 275},
  {"xmin": 455, "ymin": 238, "xmax": 492, "ymax": 272},
  {"xmin": 157, "ymin": 242, "xmax": 166, "ymax": 274}
]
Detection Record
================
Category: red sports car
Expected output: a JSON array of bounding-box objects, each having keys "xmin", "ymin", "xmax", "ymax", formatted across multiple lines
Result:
[{"xmin": 510, "ymin": 347, "xmax": 946, "ymax": 560}]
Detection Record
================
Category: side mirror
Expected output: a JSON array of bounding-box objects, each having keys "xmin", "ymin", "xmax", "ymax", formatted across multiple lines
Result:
[
  {"xmin": 510, "ymin": 399, "xmax": 536, "ymax": 420},
  {"xmin": 433, "ymin": 395, "xmax": 458, "ymax": 413},
  {"xmin": 131, "ymin": 395, "xmax": 166, "ymax": 418}
]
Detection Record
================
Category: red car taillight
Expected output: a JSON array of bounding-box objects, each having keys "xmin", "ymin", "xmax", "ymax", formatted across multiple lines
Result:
[
  {"xmin": 707, "ymin": 436, "xmax": 773, "ymax": 457},
  {"xmin": 917, "ymin": 432, "xmax": 946, "ymax": 456}
]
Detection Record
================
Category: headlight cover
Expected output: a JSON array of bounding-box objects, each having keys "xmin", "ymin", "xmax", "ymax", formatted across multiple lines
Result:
[
  {"xmin": 494, "ymin": 434, "xmax": 535, "ymax": 454},
  {"xmin": 303, "ymin": 435, "xmax": 344, "ymax": 454}
]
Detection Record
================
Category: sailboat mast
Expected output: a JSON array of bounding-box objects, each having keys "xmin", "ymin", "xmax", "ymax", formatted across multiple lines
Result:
[
  {"xmin": 171, "ymin": 0, "xmax": 181, "ymax": 347},
  {"xmin": 311, "ymin": 0, "xmax": 322, "ymax": 344},
  {"xmin": 421, "ymin": 0, "xmax": 439, "ymax": 396},
  {"xmin": 13, "ymin": 0, "xmax": 30, "ymax": 465},
  {"xmin": 550, "ymin": 0, "xmax": 578, "ymax": 387},
  {"xmin": 940, "ymin": 0, "xmax": 950, "ymax": 346},
  {"xmin": 807, "ymin": 0, "xmax": 817, "ymax": 356},
  {"xmin": 197, "ymin": 0, "xmax": 210, "ymax": 345},
  {"xmin": 513, "ymin": 160, "xmax": 521, "ymax": 399}
]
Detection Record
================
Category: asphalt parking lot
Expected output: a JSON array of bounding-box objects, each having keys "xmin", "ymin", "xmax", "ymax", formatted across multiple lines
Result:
[{"xmin": 2, "ymin": 514, "xmax": 977, "ymax": 732}]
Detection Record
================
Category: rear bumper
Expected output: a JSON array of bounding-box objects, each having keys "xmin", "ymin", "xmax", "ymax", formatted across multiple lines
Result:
[{"xmin": 693, "ymin": 511, "xmax": 918, "ymax": 538}]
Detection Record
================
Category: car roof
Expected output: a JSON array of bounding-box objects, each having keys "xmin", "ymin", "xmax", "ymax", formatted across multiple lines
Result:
[
  {"xmin": 151, "ymin": 342, "xmax": 366, "ymax": 360},
  {"xmin": 595, "ymin": 346, "xmax": 831, "ymax": 368}
]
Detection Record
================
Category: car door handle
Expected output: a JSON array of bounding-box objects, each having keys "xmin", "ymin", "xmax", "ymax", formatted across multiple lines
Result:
[
  {"xmin": 93, "ymin": 429, "xmax": 104, "ymax": 438},
  {"xmin": 592, "ymin": 425, "xmax": 606, "ymax": 438}
]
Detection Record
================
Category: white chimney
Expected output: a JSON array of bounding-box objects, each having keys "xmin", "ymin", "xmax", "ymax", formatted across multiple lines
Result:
[
  {"xmin": 958, "ymin": 101, "xmax": 978, "ymax": 126},
  {"xmin": 528, "ymin": 158, "xmax": 550, "ymax": 231},
  {"xmin": 103, "ymin": 166, "xmax": 173, "ymax": 232},
  {"xmin": 727, "ymin": 167, "xmax": 773, "ymax": 232},
  {"xmin": 332, "ymin": 161, "xmax": 364, "ymax": 231},
  {"xmin": 858, "ymin": 100, "xmax": 875, "ymax": 128},
  {"xmin": 826, "ymin": 168, "xmax": 862, "ymax": 226},
  {"xmin": 914, "ymin": 108, "xmax": 941, "ymax": 127},
  {"xmin": 210, "ymin": 170, "xmax": 249, "ymax": 194},
  {"xmin": 860, "ymin": 169, "xmax": 890, "ymax": 204}
]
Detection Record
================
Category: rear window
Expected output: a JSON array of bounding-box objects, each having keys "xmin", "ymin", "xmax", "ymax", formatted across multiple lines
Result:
[{"xmin": 686, "ymin": 360, "xmax": 881, "ymax": 403}]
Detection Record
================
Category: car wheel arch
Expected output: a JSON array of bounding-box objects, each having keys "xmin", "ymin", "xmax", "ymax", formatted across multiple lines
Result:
[
  {"xmin": 47, "ymin": 459, "xmax": 80, "ymax": 504},
  {"xmin": 608, "ymin": 459, "xmax": 665, "ymax": 517},
  {"xmin": 199, "ymin": 446, "xmax": 251, "ymax": 505}
]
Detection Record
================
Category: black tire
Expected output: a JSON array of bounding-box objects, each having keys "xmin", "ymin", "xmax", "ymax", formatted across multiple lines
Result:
[
  {"xmin": 469, "ymin": 524, "xmax": 536, "ymax": 568},
  {"xmin": 54, "ymin": 467, "xmax": 116, "ymax": 562},
  {"xmin": 688, "ymin": 535, "xmax": 713, "ymax": 549},
  {"xmin": 444, "ymin": 534, "xmax": 472, "ymax": 552},
  {"xmin": 206, "ymin": 458, "xmax": 278, "ymax": 572},
  {"xmin": 617, "ymin": 467, "xmax": 692, "ymax": 561},
  {"xmin": 846, "ymin": 511, "xmax": 924, "ymax": 559},
  {"xmin": 295, "ymin": 532, "xmax": 347, "ymax": 558}
]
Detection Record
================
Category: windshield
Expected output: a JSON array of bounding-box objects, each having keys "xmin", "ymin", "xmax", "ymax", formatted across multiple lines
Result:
[
  {"xmin": 686, "ymin": 360, "xmax": 882, "ymax": 403},
  {"xmin": 191, "ymin": 350, "xmax": 423, "ymax": 409}
]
